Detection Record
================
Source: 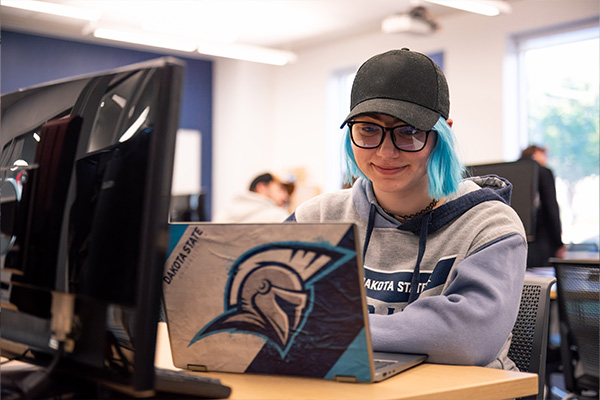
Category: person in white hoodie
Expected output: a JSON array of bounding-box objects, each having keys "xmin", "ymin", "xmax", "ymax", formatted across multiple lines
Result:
[
  {"xmin": 287, "ymin": 48, "xmax": 527, "ymax": 370},
  {"xmin": 214, "ymin": 173, "xmax": 293, "ymax": 223}
]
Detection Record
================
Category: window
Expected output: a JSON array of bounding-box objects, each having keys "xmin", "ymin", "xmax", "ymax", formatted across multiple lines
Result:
[
  {"xmin": 516, "ymin": 23, "xmax": 599, "ymax": 247},
  {"xmin": 325, "ymin": 68, "xmax": 355, "ymax": 192}
]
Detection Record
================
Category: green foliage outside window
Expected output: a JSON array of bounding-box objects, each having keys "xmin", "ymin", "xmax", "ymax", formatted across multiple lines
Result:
[
  {"xmin": 529, "ymin": 80, "xmax": 599, "ymax": 183},
  {"xmin": 523, "ymin": 34, "xmax": 599, "ymax": 245}
]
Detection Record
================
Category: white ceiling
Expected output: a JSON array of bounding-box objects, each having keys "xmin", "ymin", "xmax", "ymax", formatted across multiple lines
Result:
[{"xmin": 0, "ymin": 0, "xmax": 481, "ymax": 54}]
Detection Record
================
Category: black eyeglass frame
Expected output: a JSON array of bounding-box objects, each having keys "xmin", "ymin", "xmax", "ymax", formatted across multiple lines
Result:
[{"xmin": 347, "ymin": 121, "xmax": 434, "ymax": 152}]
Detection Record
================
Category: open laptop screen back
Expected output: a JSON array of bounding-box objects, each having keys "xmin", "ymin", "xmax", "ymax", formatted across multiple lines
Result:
[{"xmin": 163, "ymin": 223, "xmax": 375, "ymax": 382}]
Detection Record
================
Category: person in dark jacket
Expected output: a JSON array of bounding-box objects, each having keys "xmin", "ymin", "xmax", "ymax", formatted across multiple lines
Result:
[{"xmin": 520, "ymin": 145, "xmax": 565, "ymax": 266}]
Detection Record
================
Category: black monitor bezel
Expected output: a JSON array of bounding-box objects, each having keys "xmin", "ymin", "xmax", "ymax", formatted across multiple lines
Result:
[{"xmin": 1, "ymin": 57, "xmax": 184, "ymax": 395}]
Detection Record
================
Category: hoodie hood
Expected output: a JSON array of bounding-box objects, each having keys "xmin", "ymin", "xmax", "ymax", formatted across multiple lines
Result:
[{"xmin": 353, "ymin": 175, "xmax": 512, "ymax": 233}]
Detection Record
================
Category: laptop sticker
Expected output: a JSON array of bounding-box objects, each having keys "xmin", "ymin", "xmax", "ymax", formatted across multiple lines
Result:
[{"xmin": 163, "ymin": 224, "xmax": 372, "ymax": 381}]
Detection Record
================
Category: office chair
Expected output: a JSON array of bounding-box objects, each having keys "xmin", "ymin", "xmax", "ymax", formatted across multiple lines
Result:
[
  {"xmin": 552, "ymin": 259, "xmax": 599, "ymax": 400},
  {"xmin": 508, "ymin": 276, "xmax": 556, "ymax": 400}
]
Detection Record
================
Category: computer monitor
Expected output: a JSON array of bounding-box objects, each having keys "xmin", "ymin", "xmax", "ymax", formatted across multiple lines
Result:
[
  {"xmin": 1, "ymin": 58, "xmax": 183, "ymax": 396},
  {"xmin": 169, "ymin": 193, "xmax": 207, "ymax": 222},
  {"xmin": 466, "ymin": 159, "xmax": 539, "ymax": 241}
]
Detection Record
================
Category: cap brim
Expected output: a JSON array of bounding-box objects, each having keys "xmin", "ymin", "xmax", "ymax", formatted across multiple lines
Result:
[{"xmin": 341, "ymin": 98, "xmax": 441, "ymax": 131}]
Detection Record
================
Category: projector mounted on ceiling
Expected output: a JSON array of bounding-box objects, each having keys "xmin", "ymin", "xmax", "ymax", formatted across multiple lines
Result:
[
  {"xmin": 381, "ymin": 6, "xmax": 439, "ymax": 35},
  {"xmin": 382, "ymin": 0, "xmax": 511, "ymax": 35}
]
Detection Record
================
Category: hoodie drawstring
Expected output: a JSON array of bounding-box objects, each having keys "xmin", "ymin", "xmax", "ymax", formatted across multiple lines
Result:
[
  {"xmin": 363, "ymin": 203, "xmax": 431, "ymax": 305},
  {"xmin": 362, "ymin": 204, "xmax": 377, "ymax": 263},
  {"xmin": 407, "ymin": 212, "xmax": 431, "ymax": 304}
]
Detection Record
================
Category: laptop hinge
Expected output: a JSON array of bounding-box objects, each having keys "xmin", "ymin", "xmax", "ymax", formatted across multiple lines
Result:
[
  {"xmin": 187, "ymin": 364, "xmax": 208, "ymax": 372},
  {"xmin": 334, "ymin": 375, "xmax": 358, "ymax": 383}
]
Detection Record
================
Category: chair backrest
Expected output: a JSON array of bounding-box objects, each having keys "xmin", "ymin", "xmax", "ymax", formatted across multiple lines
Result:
[
  {"xmin": 508, "ymin": 276, "xmax": 556, "ymax": 400},
  {"xmin": 552, "ymin": 258, "xmax": 599, "ymax": 392}
]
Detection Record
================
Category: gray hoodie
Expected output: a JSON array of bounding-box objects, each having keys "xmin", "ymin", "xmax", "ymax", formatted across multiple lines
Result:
[
  {"xmin": 214, "ymin": 191, "xmax": 290, "ymax": 223},
  {"xmin": 287, "ymin": 176, "xmax": 527, "ymax": 370}
]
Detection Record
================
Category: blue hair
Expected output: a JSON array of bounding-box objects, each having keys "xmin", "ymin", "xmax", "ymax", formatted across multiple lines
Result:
[{"xmin": 342, "ymin": 116, "xmax": 465, "ymax": 199}]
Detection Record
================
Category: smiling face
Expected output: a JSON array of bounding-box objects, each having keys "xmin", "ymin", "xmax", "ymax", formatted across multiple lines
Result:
[{"xmin": 351, "ymin": 113, "xmax": 436, "ymax": 206}]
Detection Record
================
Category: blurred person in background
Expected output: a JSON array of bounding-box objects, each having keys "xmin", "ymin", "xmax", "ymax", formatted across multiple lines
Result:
[{"xmin": 214, "ymin": 172, "xmax": 294, "ymax": 223}]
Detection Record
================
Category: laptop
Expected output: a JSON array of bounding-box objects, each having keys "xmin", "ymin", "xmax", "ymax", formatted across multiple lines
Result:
[{"xmin": 162, "ymin": 222, "xmax": 426, "ymax": 382}]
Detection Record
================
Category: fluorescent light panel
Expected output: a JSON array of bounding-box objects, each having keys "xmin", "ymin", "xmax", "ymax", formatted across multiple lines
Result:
[
  {"xmin": 140, "ymin": 20, "xmax": 238, "ymax": 44},
  {"xmin": 426, "ymin": 0, "xmax": 511, "ymax": 16},
  {"xmin": 196, "ymin": 42, "xmax": 297, "ymax": 66},
  {"xmin": 2, "ymin": 0, "xmax": 102, "ymax": 21},
  {"xmin": 93, "ymin": 27, "xmax": 296, "ymax": 65},
  {"xmin": 4, "ymin": 1, "xmax": 296, "ymax": 66},
  {"xmin": 93, "ymin": 28, "xmax": 197, "ymax": 52}
]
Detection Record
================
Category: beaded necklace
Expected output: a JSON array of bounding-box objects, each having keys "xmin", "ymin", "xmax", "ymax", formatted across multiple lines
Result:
[{"xmin": 382, "ymin": 199, "xmax": 438, "ymax": 223}]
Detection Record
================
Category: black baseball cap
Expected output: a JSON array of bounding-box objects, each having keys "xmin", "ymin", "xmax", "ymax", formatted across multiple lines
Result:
[{"xmin": 341, "ymin": 48, "xmax": 449, "ymax": 131}]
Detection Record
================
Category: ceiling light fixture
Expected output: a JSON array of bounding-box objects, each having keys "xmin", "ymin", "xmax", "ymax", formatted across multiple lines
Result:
[
  {"xmin": 424, "ymin": 0, "xmax": 511, "ymax": 16},
  {"xmin": 140, "ymin": 21, "xmax": 238, "ymax": 44},
  {"xmin": 2, "ymin": 0, "xmax": 102, "ymax": 21},
  {"xmin": 93, "ymin": 28, "xmax": 197, "ymax": 52},
  {"xmin": 92, "ymin": 28, "xmax": 296, "ymax": 66},
  {"xmin": 196, "ymin": 42, "xmax": 298, "ymax": 66}
]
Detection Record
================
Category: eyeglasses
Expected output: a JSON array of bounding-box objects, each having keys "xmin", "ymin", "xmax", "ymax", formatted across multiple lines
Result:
[{"xmin": 347, "ymin": 121, "xmax": 432, "ymax": 152}]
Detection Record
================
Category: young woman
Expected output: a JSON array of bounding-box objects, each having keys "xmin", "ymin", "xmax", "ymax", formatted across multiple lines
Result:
[{"xmin": 287, "ymin": 49, "xmax": 527, "ymax": 370}]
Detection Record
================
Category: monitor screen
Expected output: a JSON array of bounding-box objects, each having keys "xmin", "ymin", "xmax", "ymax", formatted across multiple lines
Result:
[
  {"xmin": 1, "ymin": 57, "xmax": 184, "ymax": 396},
  {"xmin": 467, "ymin": 159, "xmax": 539, "ymax": 241}
]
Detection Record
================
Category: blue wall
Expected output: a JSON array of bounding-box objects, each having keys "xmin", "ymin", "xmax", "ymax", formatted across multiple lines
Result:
[{"xmin": 1, "ymin": 30, "xmax": 213, "ymax": 215}]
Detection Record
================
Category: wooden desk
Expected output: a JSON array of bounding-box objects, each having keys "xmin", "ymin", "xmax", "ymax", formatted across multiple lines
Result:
[
  {"xmin": 194, "ymin": 364, "xmax": 537, "ymax": 400},
  {"xmin": 527, "ymin": 253, "xmax": 600, "ymax": 299},
  {"xmin": 155, "ymin": 323, "xmax": 538, "ymax": 400}
]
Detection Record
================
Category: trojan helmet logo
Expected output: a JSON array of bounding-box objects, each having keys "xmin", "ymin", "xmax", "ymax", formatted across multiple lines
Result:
[{"xmin": 188, "ymin": 242, "xmax": 355, "ymax": 357}]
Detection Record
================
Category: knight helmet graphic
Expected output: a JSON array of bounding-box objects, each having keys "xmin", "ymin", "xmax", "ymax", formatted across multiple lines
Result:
[{"xmin": 188, "ymin": 241, "xmax": 355, "ymax": 356}]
